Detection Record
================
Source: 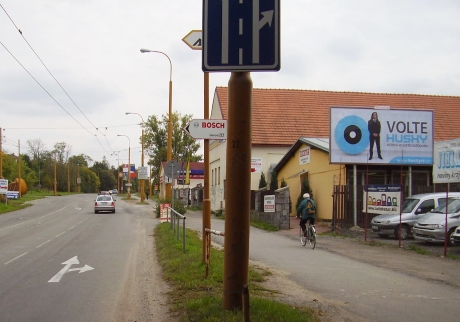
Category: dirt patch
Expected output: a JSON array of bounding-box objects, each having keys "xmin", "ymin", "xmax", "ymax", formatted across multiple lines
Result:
[{"xmin": 113, "ymin": 218, "xmax": 176, "ymax": 322}]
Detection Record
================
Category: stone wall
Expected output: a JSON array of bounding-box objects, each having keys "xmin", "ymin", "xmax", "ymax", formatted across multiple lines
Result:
[{"xmin": 251, "ymin": 186, "xmax": 290, "ymax": 230}]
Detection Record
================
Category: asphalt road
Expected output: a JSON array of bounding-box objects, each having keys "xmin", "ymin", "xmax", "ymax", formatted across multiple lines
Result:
[
  {"xmin": 185, "ymin": 210, "xmax": 460, "ymax": 322},
  {"xmin": 0, "ymin": 194, "xmax": 156, "ymax": 322}
]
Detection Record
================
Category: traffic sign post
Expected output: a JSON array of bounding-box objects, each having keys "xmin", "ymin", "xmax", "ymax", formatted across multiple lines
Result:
[
  {"xmin": 182, "ymin": 30, "xmax": 202, "ymax": 50},
  {"xmin": 202, "ymin": 0, "xmax": 280, "ymax": 311},
  {"xmin": 203, "ymin": 0, "xmax": 280, "ymax": 72},
  {"xmin": 183, "ymin": 119, "xmax": 227, "ymax": 140}
]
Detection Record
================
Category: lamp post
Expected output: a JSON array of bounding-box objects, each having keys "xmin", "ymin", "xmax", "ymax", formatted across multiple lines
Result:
[
  {"xmin": 111, "ymin": 151, "xmax": 122, "ymax": 195},
  {"xmin": 140, "ymin": 48, "xmax": 173, "ymax": 199},
  {"xmin": 126, "ymin": 112, "xmax": 145, "ymax": 202},
  {"xmin": 117, "ymin": 134, "xmax": 131, "ymax": 198}
]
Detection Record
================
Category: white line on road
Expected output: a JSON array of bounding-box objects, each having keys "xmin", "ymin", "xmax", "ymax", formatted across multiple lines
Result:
[
  {"xmin": 0, "ymin": 205, "xmax": 70, "ymax": 232},
  {"xmin": 55, "ymin": 232, "xmax": 65, "ymax": 238},
  {"xmin": 36, "ymin": 240, "xmax": 52, "ymax": 248},
  {"xmin": 4, "ymin": 252, "xmax": 28, "ymax": 265}
]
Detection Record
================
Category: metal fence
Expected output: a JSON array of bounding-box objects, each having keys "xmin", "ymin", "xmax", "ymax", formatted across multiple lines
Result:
[
  {"xmin": 166, "ymin": 206, "xmax": 187, "ymax": 253},
  {"xmin": 332, "ymin": 184, "xmax": 460, "ymax": 231}
]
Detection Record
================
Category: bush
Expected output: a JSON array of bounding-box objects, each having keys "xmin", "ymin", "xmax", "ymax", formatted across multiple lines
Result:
[{"xmin": 154, "ymin": 198, "xmax": 187, "ymax": 218}]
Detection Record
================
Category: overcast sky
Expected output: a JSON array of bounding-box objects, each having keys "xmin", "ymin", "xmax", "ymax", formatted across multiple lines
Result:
[{"xmin": 1, "ymin": 0, "xmax": 459, "ymax": 169}]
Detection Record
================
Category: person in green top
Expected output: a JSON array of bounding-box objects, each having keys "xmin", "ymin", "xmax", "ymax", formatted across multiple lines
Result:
[{"xmin": 297, "ymin": 193, "xmax": 317, "ymax": 234}]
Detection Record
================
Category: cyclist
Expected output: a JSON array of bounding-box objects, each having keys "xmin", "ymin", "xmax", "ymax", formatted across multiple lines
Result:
[{"xmin": 297, "ymin": 193, "xmax": 317, "ymax": 235}]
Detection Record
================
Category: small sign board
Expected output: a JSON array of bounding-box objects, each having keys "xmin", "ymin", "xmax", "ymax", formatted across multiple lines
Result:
[
  {"xmin": 264, "ymin": 195, "xmax": 275, "ymax": 213},
  {"xmin": 137, "ymin": 166, "xmax": 149, "ymax": 180},
  {"xmin": 183, "ymin": 119, "xmax": 227, "ymax": 140},
  {"xmin": 0, "ymin": 179, "xmax": 8, "ymax": 194},
  {"xmin": 6, "ymin": 191, "xmax": 19, "ymax": 199},
  {"xmin": 182, "ymin": 30, "xmax": 202, "ymax": 50}
]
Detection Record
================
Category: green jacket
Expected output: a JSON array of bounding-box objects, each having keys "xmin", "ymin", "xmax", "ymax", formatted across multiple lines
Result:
[{"xmin": 297, "ymin": 198, "xmax": 316, "ymax": 220}]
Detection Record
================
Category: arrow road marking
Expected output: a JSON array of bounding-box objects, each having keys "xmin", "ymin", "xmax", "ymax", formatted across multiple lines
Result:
[{"xmin": 48, "ymin": 256, "xmax": 94, "ymax": 283}]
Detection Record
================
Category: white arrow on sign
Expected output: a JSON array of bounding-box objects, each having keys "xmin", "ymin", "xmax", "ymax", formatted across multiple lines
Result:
[
  {"xmin": 182, "ymin": 30, "xmax": 202, "ymax": 50},
  {"xmin": 183, "ymin": 119, "xmax": 227, "ymax": 140},
  {"xmin": 48, "ymin": 256, "xmax": 94, "ymax": 283}
]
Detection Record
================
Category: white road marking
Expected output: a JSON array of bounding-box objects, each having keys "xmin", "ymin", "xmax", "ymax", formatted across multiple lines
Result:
[
  {"xmin": 0, "ymin": 205, "xmax": 70, "ymax": 232},
  {"xmin": 36, "ymin": 240, "xmax": 52, "ymax": 248},
  {"xmin": 48, "ymin": 256, "xmax": 94, "ymax": 282},
  {"xmin": 55, "ymin": 232, "xmax": 65, "ymax": 238},
  {"xmin": 4, "ymin": 252, "xmax": 28, "ymax": 265}
]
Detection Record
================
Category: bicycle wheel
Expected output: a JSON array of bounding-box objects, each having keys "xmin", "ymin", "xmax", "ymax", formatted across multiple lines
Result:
[
  {"xmin": 308, "ymin": 226, "xmax": 316, "ymax": 249},
  {"xmin": 300, "ymin": 227, "xmax": 306, "ymax": 246}
]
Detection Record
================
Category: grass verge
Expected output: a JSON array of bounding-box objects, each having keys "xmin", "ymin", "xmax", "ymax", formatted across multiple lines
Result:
[{"xmin": 154, "ymin": 223, "xmax": 316, "ymax": 321}]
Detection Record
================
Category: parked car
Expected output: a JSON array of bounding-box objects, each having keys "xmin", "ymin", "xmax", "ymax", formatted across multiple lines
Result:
[
  {"xmin": 94, "ymin": 195, "xmax": 116, "ymax": 213},
  {"xmin": 452, "ymin": 226, "xmax": 460, "ymax": 245},
  {"xmin": 110, "ymin": 189, "xmax": 118, "ymax": 195},
  {"xmin": 413, "ymin": 197, "xmax": 460, "ymax": 246},
  {"xmin": 370, "ymin": 192, "xmax": 460, "ymax": 239}
]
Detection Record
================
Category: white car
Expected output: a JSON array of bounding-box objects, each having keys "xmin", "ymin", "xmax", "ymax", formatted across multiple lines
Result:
[
  {"xmin": 413, "ymin": 197, "xmax": 460, "ymax": 246},
  {"xmin": 451, "ymin": 227, "xmax": 460, "ymax": 245},
  {"xmin": 94, "ymin": 195, "xmax": 116, "ymax": 214}
]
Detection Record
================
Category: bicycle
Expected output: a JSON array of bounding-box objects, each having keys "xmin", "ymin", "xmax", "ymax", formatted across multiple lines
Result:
[{"xmin": 299, "ymin": 219, "xmax": 316, "ymax": 249}]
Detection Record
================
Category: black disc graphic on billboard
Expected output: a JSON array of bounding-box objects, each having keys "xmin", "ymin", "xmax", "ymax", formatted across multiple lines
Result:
[{"xmin": 344, "ymin": 125, "xmax": 362, "ymax": 144}]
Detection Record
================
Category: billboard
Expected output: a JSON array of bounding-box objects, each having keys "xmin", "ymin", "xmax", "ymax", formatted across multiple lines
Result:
[
  {"xmin": 433, "ymin": 138, "xmax": 460, "ymax": 184},
  {"xmin": 330, "ymin": 107, "xmax": 433, "ymax": 165},
  {"xmin": 363, "ymin": 184, "xmax": 401, "ymax": 215}
]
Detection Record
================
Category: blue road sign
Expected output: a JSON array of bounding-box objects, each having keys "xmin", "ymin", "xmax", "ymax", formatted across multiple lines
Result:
[{"xmin": 203, "ymin": 0, "xmax": 280, "ymax": 72}]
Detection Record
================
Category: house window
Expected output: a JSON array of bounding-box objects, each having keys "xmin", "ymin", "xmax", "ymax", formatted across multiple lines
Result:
[
  {"xmin": 211, "ymin": 169, "xmax": 214, "ymax": 186},
  {"xmin": 218, "ymin": 167, "xmax": 221, "ymax": 185}
]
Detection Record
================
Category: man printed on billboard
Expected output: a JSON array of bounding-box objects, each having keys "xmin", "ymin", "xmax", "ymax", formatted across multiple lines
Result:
[{"xmin": 368, "ymin": 112, "xmax": 382, "ymax": 160}]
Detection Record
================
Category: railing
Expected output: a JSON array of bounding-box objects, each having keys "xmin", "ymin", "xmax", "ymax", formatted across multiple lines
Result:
[
  {"xmin": 166, "ymin": 206, "xmax": 187, "ymax": 253},
  {"xmin": 204, "ymin": 228, "xmax": 225, "ymax": 278}
]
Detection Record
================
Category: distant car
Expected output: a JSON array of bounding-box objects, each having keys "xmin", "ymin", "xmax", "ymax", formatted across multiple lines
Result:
[
  {"xmin": 111, "ymin": 189, "xmax": 118, "ymax": 195},
  {"xmin": 413, "ymin": 197, "xmax": 460, "ymax": 246},
  {"xmin": 99, "ymin": 191, "xmax": 110, "ymax": 195},
  {"xmin": 370, "ymin": 192, "xmax": 460, "ymax": 239},
  {"xmin": 94, "ymin": 195, "xmax": 116, "ymax": 213}
]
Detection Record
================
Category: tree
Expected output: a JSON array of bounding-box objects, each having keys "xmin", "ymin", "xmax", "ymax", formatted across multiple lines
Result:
[
  {"xmin": 258, "ymin": 172, "xmax": 267, "ymax": 189},
  {"xmin": 270, "ymin": 170, "xmax": 278, "ymax": 190},
  {"xmin": 143, "ymin": 112, "xmax": 201, "ymax": 189},
  {"xmin": 296, "ymin": 177, "xmax": 314, "ymax": 210},
  {"xmin": 280, "ymin": 178, "xmax": 287, "ymax": 188}
]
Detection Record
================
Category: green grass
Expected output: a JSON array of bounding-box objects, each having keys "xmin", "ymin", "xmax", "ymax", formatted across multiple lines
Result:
[
  {"xmin": 154, "ymin": 223, "xmax": 316, "ymax": 321},
  {"xmin": 406, "ymin": 244, "xmax": 431, "ymax": 255},
  {"xmin": 250, "ymin": 217, "xmax": 280, "ymax": 231}
]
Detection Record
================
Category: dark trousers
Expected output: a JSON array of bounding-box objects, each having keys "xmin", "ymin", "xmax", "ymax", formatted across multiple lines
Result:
[
  {"xmin": 300, "ymin": 217, "xmax": 315, "ymax": 232},
  {"xmin": 369, "ymin": 136, "xmax": 381, "ymax": 157}
]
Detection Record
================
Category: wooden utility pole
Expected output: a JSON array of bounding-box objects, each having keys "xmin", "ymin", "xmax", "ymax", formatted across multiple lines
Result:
[{"xmin": 223, "ymin": 72, "xmax": 252, "ymax": 310}]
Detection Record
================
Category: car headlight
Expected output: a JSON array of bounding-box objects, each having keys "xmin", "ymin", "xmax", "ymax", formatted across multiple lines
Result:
[{"xmin": 425, "ymin": 224, "xmax": 444, "ymax": 229}]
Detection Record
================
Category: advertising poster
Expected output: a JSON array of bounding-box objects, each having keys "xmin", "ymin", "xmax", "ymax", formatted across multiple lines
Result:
[
  {"xmin": 363, "ymin": 184, "xmax": 401, "ymax": 215},
  {"xmin": 433, "ymin": 138, "xmax": 460, "ymax": 184},
  {"xmin": 330, "ymin": 107, "xmax": 433, "ymax": 165},
  {"xmin": 251, "ymin": 158, "xmax": 262, "ymax": 173},
  {"xmin": 160, "ymin": 203, "xmax": 171, "ymax": 222},
  {"xmin": 299, "ymin": 146, "xmax": 311, "ymax": 165},
  {"xmin": 264, "ymin": 195, "xmax": 275, "ymax": 213}
]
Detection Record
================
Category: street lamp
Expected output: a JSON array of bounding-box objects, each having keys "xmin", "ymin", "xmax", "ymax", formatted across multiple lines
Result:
[
  {"xmin": 126, "ymin": 112, "xmax": 145, "ymax": 202},
  {"xmin": 117, "ymin": 134, "xmax": 131, "ymax": 198},
  {"xmin": 111, "ymin": 151, "xmax": 122, "ymax": 195},
  {"xmin": 140, "ymin": 48, "xmax": 173, "ymax": 199}
]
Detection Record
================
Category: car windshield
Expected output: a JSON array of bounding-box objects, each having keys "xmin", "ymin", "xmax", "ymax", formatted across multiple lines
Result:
[
  {"xmin": 97, "ymin": 196, "xmax": 112, "ymax": 202},
  {"xmin": 401, "ymin": 198, "xmax": 419, "ymax": 213},
  {"xmin": 431, "ymin": 198, "xmax": 460, "ymax": 214}
]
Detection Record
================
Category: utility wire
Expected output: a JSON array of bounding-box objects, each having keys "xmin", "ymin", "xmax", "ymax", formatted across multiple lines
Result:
[{"xmin": 1, "ymin": 4, "xmax": 114, "ymax": 154}]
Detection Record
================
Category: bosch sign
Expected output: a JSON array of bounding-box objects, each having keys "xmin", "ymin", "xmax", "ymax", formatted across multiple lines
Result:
[
  {"xmin": 184, "ymin": 119, "xmax": 228, "ymax": 140},
  {"xmin": 202, "ymin": 121, "xmax": 225, "ymax": 129}
]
